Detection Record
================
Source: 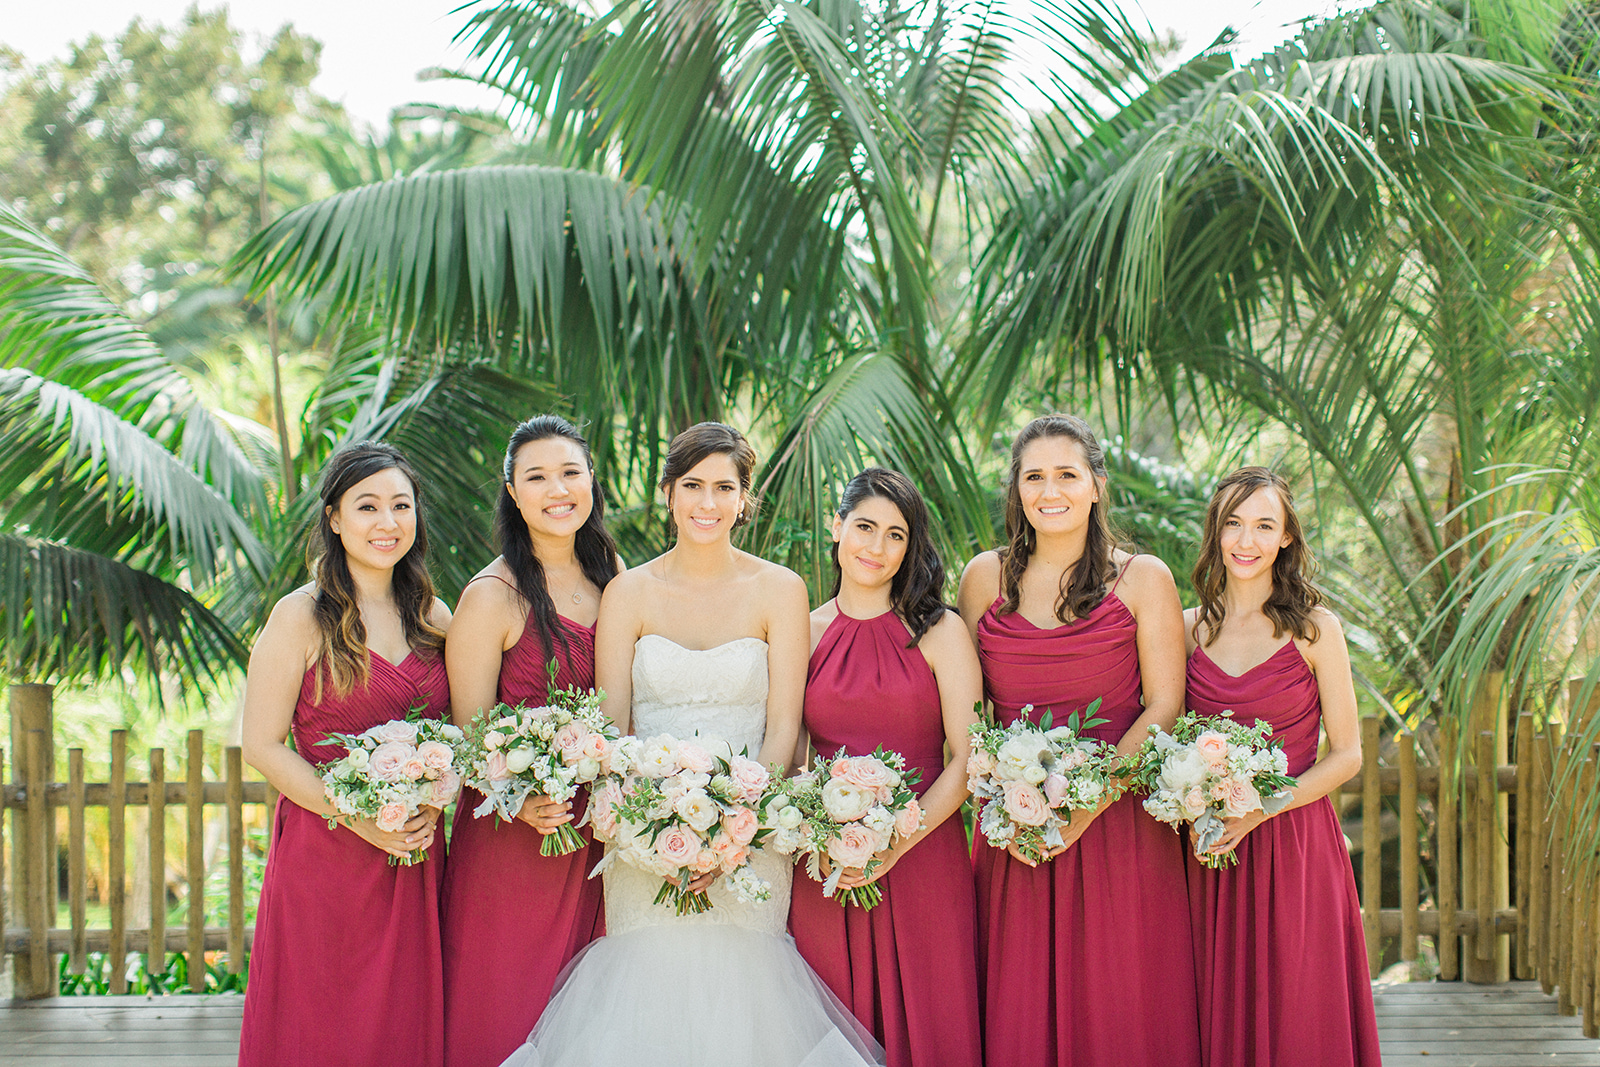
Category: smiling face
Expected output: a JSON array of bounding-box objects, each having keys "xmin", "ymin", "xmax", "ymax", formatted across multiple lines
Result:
[
  {"xmin": 327, "ymin": 466, "xmax": 417, "ymax": 575},
  {"xmin": 667, "ymin": 452, "xmax": 745, "ymax": 544},
  {"xmin": 1218, "ymin": 485, "xmax": 1293, "ymax": 583},
  {"xmin": 506, "ymin": 435, "xmax": 594, "ymax": 540},
  {"xmin": 832, "ymin": 494, "xmax": 909, "ymax": 594},
  {"xmin": 1016, "ymin": 435, "xmax": 1102, "ymax": 538}
]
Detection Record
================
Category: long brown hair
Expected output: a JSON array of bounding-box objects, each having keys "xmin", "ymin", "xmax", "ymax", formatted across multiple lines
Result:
[
  {"xmin": 659, "ymin": 422, "xmax": 759, "ymax": 532},
  {"xmin": 828, "ymin": 468, "xmax": 947, "ymax": 647},
  {"xmin": 1191, "ymin": 466, "xmax": 1322, "ymax": 646},
  {"xmin": 310, "ymin": 442, "xmax": 445, "ymax": 699},
  {"xmin": 998, "ymin": 414, "xmax": 1121, "ymax": 623}
]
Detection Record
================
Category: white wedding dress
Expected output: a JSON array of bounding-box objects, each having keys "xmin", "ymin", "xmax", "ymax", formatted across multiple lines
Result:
[{"xmin": 498, "ymin": 635, "xmax": 884, "ymax": 1067}]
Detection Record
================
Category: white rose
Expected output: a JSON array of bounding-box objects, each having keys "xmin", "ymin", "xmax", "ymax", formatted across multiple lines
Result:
[
  {"xmin": 673, "ymin": 788, "xmax": 721, "ymax": 832},
  {"xmin": 484, "ymin": 730, "xmax": 507, "ymax": 749},
  {"xmin": 1078, "ymin": 779, "xmax": 1104, "ymax": 805},
  {"xmin": 504, "ymin": 747, "xmax": 537, "ymax": 775},
  {"xmin": 638, "ymin": 738, "xmax": 679, "ymax": 778},
  {"xmin": 495, "ymin": 716, "xmax": 518, "ymax": 731},
  {"xmin": 439, "ymin": 724, "xmax": 465, "ymax": 742},
  {"xmin": 863, "ymin": 806, "xmax": 895, "ymax": 837},
  {"xmin": 997, "ymin": 735, "xmax": 1045, "ymax": 772},
  {"xmin": 574, "ymin": 757, "xmax": 601, "ymax": 781},
  {"xmin": 821, "ymin": 778, "xmax": 875, "ymax": 822}
]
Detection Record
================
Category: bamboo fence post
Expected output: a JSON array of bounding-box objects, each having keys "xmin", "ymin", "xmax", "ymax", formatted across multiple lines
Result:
[
  {"xmin": 1516, "ymin": 712, "xmax": 1534, "ymax": 978},
  {"xmin": 226, "ymin": 746, "xmax": 245, "ymax": 973},
  {"xmin": 186, "ymin": 729, "xmax": 206, "ymax": 992},
  {"xmin": 1439, "ymin": 717, "xmax": 1459, "ymax": 981},
  {"xmin": 148, "ymin": 748, "xmax": 166, "ymax": 976},
  {"xmin": 67, "ymin": 748, "xmax": 86, "ymax": 975},
  {"xmin": 1558, "ymin": 737, "xmax": 1576, "ymax": 1014},
  {"xmin": 1533, "ymin": 723, "xmax": 1553, "ymax": 993},
  {"xmin": 1399, "ymin": 732, "xmax": 1418, "ymax": 961},
  {"xmin": 23, "ymin": 730, "xmax": 50, "ymax": 997},
  {"xmin": 1362, "ymin": 716, "xmax": 1382, "ymax": 975},
  {"xmin": 108, "ymin": 730, "xmax": 127, "ymax": 994},
  {"xmin": 1476, "ymin": 730, "xmax": 1497, "ymax": 966},
  {"xmin": 1582, "ymin": 751, "xmax": 1597, "ymax": 1037}
]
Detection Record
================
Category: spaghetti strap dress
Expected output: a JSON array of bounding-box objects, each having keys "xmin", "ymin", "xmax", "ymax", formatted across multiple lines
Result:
[
  {"xmin": 788, "ymin": 609, "xmax": 983, "ymax": 1067},
  {"xmin": 975, "ymin": 584, "xmax": 1202, "ymax": 1067},
  {"xmin": 1185, "ymin": 641, "xmax": 1381, "ymax": 1066},
  {"xmin": 439, "ymin": 590, "xmax": 606, "ymax": 1067},
  {"xmin": 238, "ymin": 649, "xmax": 450, "ymax": 1067}
]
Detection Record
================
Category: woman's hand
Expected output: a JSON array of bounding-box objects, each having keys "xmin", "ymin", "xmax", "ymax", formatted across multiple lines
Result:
[
  {"xmin": 342, "ymin": 808, "xmax": 438, "ymax": 859},
  {"xmin": 516, "ymin": 794, "xmax": 575, "ymax": 834},
  {"xmin": 831, "ymin": 843, "xmax": 908, "ymax": 889},
  {"xmin": 1206, "ymin": 809, "xmax": 1270, "ymax": 856}
]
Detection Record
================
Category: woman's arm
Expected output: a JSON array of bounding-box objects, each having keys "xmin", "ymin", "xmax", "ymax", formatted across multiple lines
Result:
[
  {"xmin": 1208, "ymin": 608, "xmax": 1363, "ymax": 853},
  {"xmin": 594, "ymin": 571, "xmax": 643, "ymax": 737},
  {"xmin": 956, "ymin": 552, "xmax": 1001, "ymax": 647},
  {"xmin": 444, "ymin": 579, "xmax": 509, "ymax": 728},
  {"xmin": 240, "ymin": 592, "xmax": 434, "ymax": 859},
  {"xmin": 1115, "ymin": 554, "xmax": 1187, "ymax": 756},
  {"xmin": 757, "ymin": 569, "xmax": 812, "ymax": 773},
  {"xmin": 839, "ymin": 611, "xmax": 981, "ymax": 888}
]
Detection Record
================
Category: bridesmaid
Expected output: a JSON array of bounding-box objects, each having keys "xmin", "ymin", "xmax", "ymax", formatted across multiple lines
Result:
[
  {"xmin": 240, "ymin": 442, "xmax": 451, "ymax": 1067},
  {"xmin": 956, "ymin": 414, "xmax": 1201, "ymax": 1067},
  {"xmin": 438, "ymin": 416, "xmax": 621, "ymax": 1067},
  {"xmin": 1183, "ymin": 466, "xmax": 1380, "ymax": 1066},
  {"xmin": 788, "ymin": 468, "xmax": 984, "ymax": 1067}
]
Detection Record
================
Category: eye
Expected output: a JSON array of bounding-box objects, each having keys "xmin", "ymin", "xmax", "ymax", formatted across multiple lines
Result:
[
  {"xmin": 394, "ymin": 502, "xmax": 411, "ymax": 511},
  {"xmin": 889, "ymin": 530, "xmax": 905, "ymax": 542},
  {"xmin": 1025, "ymin": 472, "xmax": 1042, "ymax": 481},
  {"xmin": 357, "ymin": 503, "xmax": 376, "ymax": 512}
]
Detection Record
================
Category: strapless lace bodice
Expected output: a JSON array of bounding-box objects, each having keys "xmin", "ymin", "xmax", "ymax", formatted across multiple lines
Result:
[{"xmin": 606, "ymin": 634, "xmax": 788, "ymax": 936}]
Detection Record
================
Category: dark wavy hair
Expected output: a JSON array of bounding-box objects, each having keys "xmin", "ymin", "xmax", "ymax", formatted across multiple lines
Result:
[
  {"xmin": 498, "ymin": 415, "xmax": 621, "ymax": 659},
  {"xmin": 310, "ymin": 442, "xmax": 444, "ymax": 699},
  {"xmin": 1191, "ymin": 466, "xmax": 1321, "ymax": 645},
  {"xmin": 829, "ymin": 468, "xmax": 947, "ymax": 647},
  {"xmin": 659, "ymin": 422, "xmax": 759, "ymax": 531},
  {"xmin": 998, "ymin": 414, "xmax": 1121, "ymax": 624}
]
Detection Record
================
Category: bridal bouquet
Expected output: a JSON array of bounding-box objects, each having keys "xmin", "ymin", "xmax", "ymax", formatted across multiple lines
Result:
[
  {"xmin": 763, "ymin": 747, "xmax": 924, "ymax": 910},
  {"xmin": 966, "ymin": 700, "xmax": 1122, "ymax": 864},
  {"xmin": 1126, "ymin": 711, "xmax": 1297, "ymax": 868},
  {"xmin": 316, "ymin": 711, "xmax": 465, "ymax": 865},
  {"xmin": 586, "ymin": 733, "xmax": 773, "ymax": 914},
  {"xmin": 459, "ymin": 671, "xmax": 616, "ymax": 856}
]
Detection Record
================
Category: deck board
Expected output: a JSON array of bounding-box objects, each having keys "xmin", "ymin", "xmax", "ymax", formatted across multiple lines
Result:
[{"xmin": 1, "ymin": 982, "xmax": 1597, "ymax": 1064}]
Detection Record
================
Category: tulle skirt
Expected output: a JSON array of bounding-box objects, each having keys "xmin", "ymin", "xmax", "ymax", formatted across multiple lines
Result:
[{"xmin": 498, "ymin": 922, "xmax": 884, "ymax": 1067}]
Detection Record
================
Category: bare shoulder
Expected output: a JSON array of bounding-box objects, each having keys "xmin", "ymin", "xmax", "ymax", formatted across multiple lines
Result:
[
  {"xmin": 428, "ymin": 596, "xmax": 453, "ymax": 629},
  {"xmin": 809, "ymin": 599, "xmax": 840, "ymax": 649},
  {"xmin": 918, "ymin": 608, "xmax": 970, "ymax": 659},
  {"xmin": 746, "ymin": 553, "xmax": 807, "ymax": 595},
  {"xmin": 255, "ymin": 586, "xmax": 320, "ymax": 665},
  {"xmin": 456, "ymin": 563, "xmax": 519, "ymax": 611},
  {"xmin": 604, "ymin": 561, "xmax": 658, "ymax": 597},
  {"xmin": 958, "ymin": 550, "xmax": 1002, "ymax": 597},
  {"xmin": 1302, "ymin": 605, "xmax": 1346, "ymax": 646},
  {"xmin": 1117, "ymin": 550, "xmax": 1176, "ymax": 588}
]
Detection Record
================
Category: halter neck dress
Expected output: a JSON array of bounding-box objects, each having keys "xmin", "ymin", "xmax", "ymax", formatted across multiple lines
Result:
[
  {"xmin": 440, "ymin": 577, "xmax": 606, "ymax": 1067},
  {"xmin": 788, "ymin": 609, "xmax": 983, "ymax": 1067},
  {"xmin": 239, "ymin": 645, "xmax": 450, "ymax": 1067},
  {"xmin": 1185, "ymin": 640, "xmax": 1381, "ymax": 1066},
  {"xmin": 975, "ymin": 577, "xmax": 1202, "ymax": 1067}
]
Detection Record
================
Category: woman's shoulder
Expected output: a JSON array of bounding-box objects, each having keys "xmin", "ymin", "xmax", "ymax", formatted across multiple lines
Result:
[
  {"xmin": 255, "ymin": 585, "xmax": 321, "ymax": 666},
  {"xmin": 957, "ymin": 550, "xmax": 1003, "ymax": 597},
  {"xmin": 740, "ymin": 552, "xmax": 807, "ymax": 595}
]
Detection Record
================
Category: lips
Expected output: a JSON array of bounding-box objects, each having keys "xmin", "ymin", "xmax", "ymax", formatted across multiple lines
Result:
[
  {"xmin": 690, "ymin": 516, "xmax": 720, "ymax": 528},
  {"xmin": 1037, "ymin": 506, "xmax": 1068, "ymax": 515},
  {"xmin": 544, "ymin": 503, "xmax": 577, "ymax": 517},
  {"xmin": 370, "ymin": 538, "xmax": 399, "ymax": 550},
  {"xmin": 855, "ymin": 556, "xmax": 884, "ymax": 571}
]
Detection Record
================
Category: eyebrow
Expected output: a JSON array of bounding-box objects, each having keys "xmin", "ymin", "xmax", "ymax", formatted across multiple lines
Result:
[
  {"xmin": 352, "ymin": 491, "xmax": 412, "ymax": 502},
  {"xmin": 1021, "ymin": 464, "xmax": 1083, "ymax": 475}
]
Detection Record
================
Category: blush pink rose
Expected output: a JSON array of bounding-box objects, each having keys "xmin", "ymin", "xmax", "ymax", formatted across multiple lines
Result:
[
  {"xmin": 1043, "ymin": 773, "xmax": 1071, "ymax": 808},
  {"xmin": 375, "ymin": 800, "xmax": 410, "ymax": 833},
  {"xmin": 1001, "ymin": 780, "xmax": 1050, "ymax": 826},
  {"xmin": 712, "ymin": 836, "xmax": 751, "ymax": 873},
  {"xmin": 728, "ymin": 757, "xmax": 770, "ymax": 802},
  {"xmin": 693, "ymin": 848, "xmax": 719, "ymax": 874},
  {"xmin": 967, "ymin": 748, "xmax": 996, "ymax": 777},
  {"xmin": 1182, "ymin": 786, "xmax": 1207, "ymax": 815},
  {"xmin": 485, "ymin": 750, "xmax": 510, "ymax": 782},
  {"xmin": 894, "ymin": 798, "xmax": 923, "ymax": 838},
  {"xmin": 1194, "ymin": 731, "xmax": 1230, "ymax": 770},
  {"xmin": 722, "ymin": 808, "xmax": 759, "ymax": 845},
  {"xmin": 1221, "ymin": 777, "xmax": 1263, "ymax": 819},
  {"xmin": 417, "ymin": 740, "xmax": 453, "ymax": 770},
  {"xmin": 372, "ymin": 720, "xmax": 420, "ymax": 745},
  {"xmin": 655, "ymin": 825, "xmax": 701, "ymax": 868},
  {"xmin": 676, "ymin": 742, "xmax": 715, "ymax": 774},
  {"xmin": 588, "ymin": 781, "xmax": 622, "ymax": 838},
  {"xmin": 581, "ymin": 732, "xmax": 609, "ymax": 761},
  {"xmin": 400, "ymin": 756, "xmax": 428, "ymax": 781},
  {"xmin": 827, "ymin": 823, "xmax": 880, "ymax": 869},
  {"xmin": 839, "ymin": 757, "xmax": 894, "ymax": 790},
  {"xmin": 554, "ymin": 723, "xmax": 587, "ymax": 763},
  {"xmin": 369, "ymin": 742, "xmax": 412, "ymax": 782},
  {"xmin": 427, "ymin": 768, "xmax": 461, "ymax": 806}
]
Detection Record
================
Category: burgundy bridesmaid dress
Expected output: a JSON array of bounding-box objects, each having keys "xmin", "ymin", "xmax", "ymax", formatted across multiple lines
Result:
[
  {"xmin": 1185, "ymin": 641, "xmax": 1381, "ymax": 1066},
  {"xmin": 438, "ymin": 589, "xmax": 605, "ymax": 1067},
  {"xmin": 788, "ymin": 609, "xmax": 983, "ymax": 1067},
  {"xmin": 975, "ymin": 586, "xmax": 1202, "ymax": 1067},
  {"xmin": 239, "ymin": 650, "xmax": 450, "ymax": 1067}
]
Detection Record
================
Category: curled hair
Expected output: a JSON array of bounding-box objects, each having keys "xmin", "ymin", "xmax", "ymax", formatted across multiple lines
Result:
[
  {"xmin": 1191, "ymin": 466, "xmax": 1321, "ymax": 645},
  {"xmin": 829, "ymin": 468, "xmax": 947, "ymax": 647},
  {"xmin": 309, "ymin": 442, "xmax": 444, "ymax": 699},
  {"xmin": 998, "ymin": 414, "xmax": 1121, "ymax": 623},
  {"xmin": 659, "ymin": 422, "xmax": 759, "ymax": 530},
  {"xmin": 498, "ymin": 415, "xmax": 621, "ymax": 660}
]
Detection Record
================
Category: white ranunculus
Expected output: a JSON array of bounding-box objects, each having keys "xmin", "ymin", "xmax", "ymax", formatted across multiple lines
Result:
[
  {"xmin": 821, "ymin": 778, "xmax": 875, "ymax": 822},
  {"xmin": 574, "ymin": 757, "xmax": 601, "ymax": 781},
  {"xmin": 777, "ymin": 805, "xmax": 804, "ymax": 830},
  {"xmin": 674, "ymin": 788, "xmax": 720, "ymax": 832},
  {"xmin": 346, "ymin": 748, "xmax": 370, "ymax": 770},
  {"xmin": 1022, "ymin": 763, "xmax": 1049, "ymax": 785},
  {"xmin": 504, "ymin": 747, "xmax": 537, "ymax": 775}
]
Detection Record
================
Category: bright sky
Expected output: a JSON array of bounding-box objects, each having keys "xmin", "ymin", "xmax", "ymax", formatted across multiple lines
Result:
[{"xmin": 2, "ymin": 0, "xmax": 1351, "ymax": 129}]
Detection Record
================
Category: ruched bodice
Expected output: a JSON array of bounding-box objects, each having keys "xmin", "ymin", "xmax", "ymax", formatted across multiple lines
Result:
[{"xmin": 1187, "ymin": 641, "xmax": 1321, "ymax": 776}]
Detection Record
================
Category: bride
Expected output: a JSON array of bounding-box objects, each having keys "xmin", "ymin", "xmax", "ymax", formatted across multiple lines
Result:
[{"xmin": 499, "ymin": 423, "xmax": 884, "ymax": 1067}]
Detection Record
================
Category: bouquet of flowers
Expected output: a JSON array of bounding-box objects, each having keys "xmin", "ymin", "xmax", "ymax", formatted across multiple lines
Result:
[
  {"xmin": 586, "ymin": 733, "xmax": 774, "ymax": 914},
  {"xmin": 965, "ymin": 700, "xmax": 1122, "ymax": 864},
  {"xmin": 459, "ymin": 671, "xmax": 616, "ymax": 856},
  {"xmin": 762, "ymin": 747, "xmax": 924, "ymax": 910},
  {"xmin": 316, "ymin": 711, "xmax": 465, "ymax": 865},
  {"xmin": 1126, "ymin": 711, "xmax": 1297, "ymax": 868}
]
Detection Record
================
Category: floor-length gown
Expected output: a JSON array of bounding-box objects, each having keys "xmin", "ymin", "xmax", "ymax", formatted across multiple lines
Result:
[
  {"xmin": 1185, "ymin": 641, "xmax": 1382, "ymax": 1066},
  {"xmin": 788, "ymin": 610, "xmax": 982, "ymax": 1067},
  {"xmin": 440, "ymin": 593, "xmax": 606, "ymax": 1067},
  {"xmin": 239, "ymin": 650, "xmax": 450, "ymax": 1067},
  {"xmin": 499, "ymin": 635, "xmax": 885, "ymax": 1067},
  {"xmin": 975, "ymin": 588, "xmax": 1202, "ymax": 1067}
]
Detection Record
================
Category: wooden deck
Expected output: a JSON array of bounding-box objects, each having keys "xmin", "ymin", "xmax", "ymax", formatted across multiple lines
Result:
[{"xmin": 0, "ymin": 982, "xmax": 1596, "ymax": 1065}]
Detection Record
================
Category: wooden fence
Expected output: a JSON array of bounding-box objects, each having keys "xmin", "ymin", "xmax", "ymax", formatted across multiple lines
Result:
[{"xmin": 6, "ymin": 686, "xmax": 1600, "ymax": 1037}]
